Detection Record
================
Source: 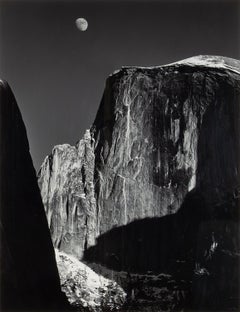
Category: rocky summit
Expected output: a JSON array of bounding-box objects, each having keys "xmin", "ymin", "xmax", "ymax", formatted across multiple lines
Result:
[{"xmin": 38, "ymin": 55, "xmax": 240, "ymax": 311}]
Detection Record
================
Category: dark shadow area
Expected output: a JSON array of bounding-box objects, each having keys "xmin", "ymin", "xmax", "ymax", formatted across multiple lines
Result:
[
  {"xmin": 85, "ymin": 190, "xmax": 205, "ymax": 275},
  {"xmin": 0, "ymin": 81, "xmax": 69, "ymax": 311},
  {"xmin": 84, "ymin": 190, "xmax": 240, "ymax": 311}
]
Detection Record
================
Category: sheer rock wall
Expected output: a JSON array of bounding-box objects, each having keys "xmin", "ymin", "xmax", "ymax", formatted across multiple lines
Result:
[{"xmin": 38, "ymin": 56, "xmax": 240, "ymax": 263}]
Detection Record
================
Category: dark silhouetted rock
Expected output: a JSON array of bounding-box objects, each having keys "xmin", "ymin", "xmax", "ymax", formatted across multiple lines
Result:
[{"xmin": 0, "ymin": 80, "xmax": 68, "ymax": 311}]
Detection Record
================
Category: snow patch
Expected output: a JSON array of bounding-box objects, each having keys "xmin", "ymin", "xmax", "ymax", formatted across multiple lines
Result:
[{"xmin": 55, "ymin": 249, "xmax": 126, "ymax": 311}]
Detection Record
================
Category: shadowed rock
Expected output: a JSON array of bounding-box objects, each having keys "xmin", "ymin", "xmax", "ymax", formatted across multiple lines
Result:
[
  {"xmin": 0, "ymin": 80, "xmax": 68, "ymax": 311},
  {"xmin": 84, "ymin": 189, "xmax": 240, "ymax": 311}
]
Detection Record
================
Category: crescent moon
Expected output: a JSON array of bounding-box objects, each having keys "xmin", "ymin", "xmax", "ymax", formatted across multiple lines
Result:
[{"xmin": 75, "ymin": 18, "xmax": 88, "ymax": 32}]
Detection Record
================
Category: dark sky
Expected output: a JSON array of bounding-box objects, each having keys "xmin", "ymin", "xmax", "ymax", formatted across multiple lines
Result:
[{"xmin": 0, "ymin": 0, "xmax": 239, "ymax": 170}]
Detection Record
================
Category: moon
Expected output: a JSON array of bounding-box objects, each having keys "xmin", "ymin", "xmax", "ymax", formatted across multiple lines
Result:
[{"xmin": 75, "ymin": 18, "xmax": 88, "ymax": 32}]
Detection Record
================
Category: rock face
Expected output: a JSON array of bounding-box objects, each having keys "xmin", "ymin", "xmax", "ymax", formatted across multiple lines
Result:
[
  {"xmin": 38, "ymin": 55, "xmax": 240, "ymax": 311},
  {"xmin": 39, "ymin": 130, "xmax": 97, "ymax": 257},
  {"xmin": 0, "ymin": 80, "xmax": 67, "ymax": 311},
  {"xmin": 38, "ymin": 55, "xmax": 240, "ymax": 258}
]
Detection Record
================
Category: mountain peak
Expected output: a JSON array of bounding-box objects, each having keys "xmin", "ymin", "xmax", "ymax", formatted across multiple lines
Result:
[
  {"xmin": 110, "ymin": 55, "xmax": 240, "ymax": 77},
  {"xmin": 170, "ymin": 55, "xmax": 240, "ymax": 74}
]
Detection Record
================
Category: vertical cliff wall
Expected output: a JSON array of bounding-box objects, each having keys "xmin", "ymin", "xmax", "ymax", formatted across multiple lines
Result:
[
  {"xmin": 0, "ymin": 80, "xmax": 67, "ymax": 311},
  {"xmin": 38, "ymin": 56, "xmax": 240, "ymax": 261}
]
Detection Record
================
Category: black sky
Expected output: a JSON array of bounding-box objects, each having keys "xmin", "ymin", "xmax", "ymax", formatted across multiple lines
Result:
[{"xmin": 0, "ymin": 0, "xmax": 239, "ymax": 170}]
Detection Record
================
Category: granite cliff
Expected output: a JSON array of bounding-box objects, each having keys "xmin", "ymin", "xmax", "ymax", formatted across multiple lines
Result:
[
  {"xmin": 38, "ymin": 55, "xmax": 240, "ymax": 310},
  {"xmin": 2, "ymin": 55, "xmax": 238, "ymax": 311},
  {"xmin": 0, "ymin": 80, "xmax": 68, "ymax": 311},
  {"xmin": 38, "ymin": 55, "xmax": 240, "ymax": 257}
]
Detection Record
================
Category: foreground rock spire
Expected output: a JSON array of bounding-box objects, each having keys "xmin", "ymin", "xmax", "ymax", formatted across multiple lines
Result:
[{"xmin": 0, "ymin": 80, "xmax": 68, "ymax": 311}]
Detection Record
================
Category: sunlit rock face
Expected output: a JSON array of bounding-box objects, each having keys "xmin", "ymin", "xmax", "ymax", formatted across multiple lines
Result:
[
  {"xmin": 39, "ymin": 130, "xmax": 97, "ymax": 258},
  {"xmin": 38, "ymin": 55, "xmax": 240, "ymax": 261}
]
